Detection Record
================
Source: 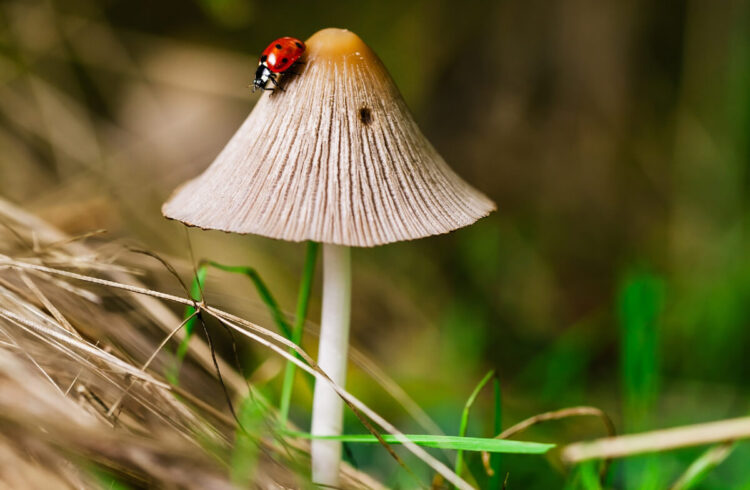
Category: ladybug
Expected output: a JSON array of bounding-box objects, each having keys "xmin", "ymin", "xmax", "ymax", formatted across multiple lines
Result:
[{"xmin": 253, "ymin": 37, "xmax": 306, "ymax": 92}]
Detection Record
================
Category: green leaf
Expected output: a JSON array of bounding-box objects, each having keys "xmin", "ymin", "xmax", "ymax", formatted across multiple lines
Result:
[
  {"xmin": 170, "ymin": 259, "xmax": 294, "ymax": 383},
  {"xmin": 203, "ymin": 261, "xmax": 292, "ymax": 338},
  {"xmin": 279, "ymin": 241, "xmax": 319, "ymax": 426},
  {"xmin": 284, "ymin": 431, "xmax": 554, "ymax": 454},
  {"xmin": 230, "ymin": 395, "xmax": 267, "ymax": 486},
  {"xmin": 671, "ymin": 442, "xmax": 736, "ymax": 490},
  {"xmin": 618, "ymin": 270, "xmax": 664, "ymax": 489},
  {"xmin": 167, "ymin": 264, "xmax": 208, "ymax": 384},
  {"xmin": 564, "ymin": 461, "xmax": 602, "ymax": 490},
  {"xmin": 455, "ymin": 369, "xmax": 495, "ymax": 477}
]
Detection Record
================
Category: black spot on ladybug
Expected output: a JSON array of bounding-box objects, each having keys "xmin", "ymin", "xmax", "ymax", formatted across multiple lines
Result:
[
  {"xmin": 275, "ymin": 43, "xmax": 282, "ymax": 49},
  {"xmin": 282, "ymin": 57, "xmax": 288, "ymax": 64},
  {"xmin": 358, "ymin": 107, "xmax": 373, "ymax": 125},
  {"xmin": 295, "ymin": 42, "xmax": 303, "ymax": 48},
  {"xmin": 260, "ymin": 55, "xmax": 267, "ymax": 62}
]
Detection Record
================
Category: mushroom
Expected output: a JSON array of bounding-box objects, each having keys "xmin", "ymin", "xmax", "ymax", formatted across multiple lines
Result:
[{"xmin": 162, "ymin": 28, "xmax": 495, "ymax": 486}]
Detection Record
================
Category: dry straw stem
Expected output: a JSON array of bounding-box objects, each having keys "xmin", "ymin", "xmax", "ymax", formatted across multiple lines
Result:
[
  {"xmin": 481, "ymin": 406, "xmax": 615, "ymax": 476},
  {"xmin": 163, "ymin": 28, "xmax": 495, "ymax": 247},
  {"xmin": 498, "ymin": 406, "xmax": 615, "ymax": 441},
  {"xmin": 0, "ymin": 198, "xmax": 246, "ymax": 395},
  {"xmin": 0, "ymin": 351, "xmax": 234, "ymax": 489},
  {"xmin": 562, "ymin": 415, "xmax": 750, "ymax": 463}
]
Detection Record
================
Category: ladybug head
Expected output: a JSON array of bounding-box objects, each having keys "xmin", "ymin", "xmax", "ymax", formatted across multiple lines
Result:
[{"xmin": 253, "ymin": 65, "xmax": 272, "ymax": 92}]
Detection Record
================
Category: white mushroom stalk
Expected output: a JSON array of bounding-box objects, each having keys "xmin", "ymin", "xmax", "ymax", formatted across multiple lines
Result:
[
  {"xmin": 310, "ymin": 244, "xmax": 351, "ymax": 484},
  {"xmin": 162, "ymin": 28, "xmax": 495, "ymax": 486}
]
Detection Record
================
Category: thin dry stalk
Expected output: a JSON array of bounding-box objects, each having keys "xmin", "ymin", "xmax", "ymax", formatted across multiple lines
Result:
[
  {"xmin": 17, "ymin": 270, "xmax": 77, "ymax": 335},
  {"xmin": 0, "ymin": 197, "xmax": 247, "ymax": 394},
  {"xmin": 349, "ymin": 345, "xmax": 444, "ymax": 436},
  {"xmin": 482, "ymin": 406, "xmax": 615, "ymax": 476},
  {"xmin": 562, "ymin": 416, "xmax": 750, "ymax": 463}
]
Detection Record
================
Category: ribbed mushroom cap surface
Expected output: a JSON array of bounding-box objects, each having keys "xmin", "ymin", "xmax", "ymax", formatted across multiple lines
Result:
[{"xmin": 163, "ymin": 28, "xmax": 495, "ymax": 247}]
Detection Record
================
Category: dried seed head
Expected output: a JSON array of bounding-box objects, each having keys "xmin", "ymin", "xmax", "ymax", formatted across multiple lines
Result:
[{"xmin": 163, "ymin": 28, "xmax": 495, "ymax": 247}]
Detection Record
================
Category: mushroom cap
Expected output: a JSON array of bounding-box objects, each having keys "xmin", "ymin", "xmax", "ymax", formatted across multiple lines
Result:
[{"xmin": 163, "ymin": 28, "xmax": 495, "ymax": 247}]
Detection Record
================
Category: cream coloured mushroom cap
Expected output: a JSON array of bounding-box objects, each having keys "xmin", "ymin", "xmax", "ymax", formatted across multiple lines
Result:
[{"xmin": 162, "ymin": 28, "xmax": 495, "ymax": 247}]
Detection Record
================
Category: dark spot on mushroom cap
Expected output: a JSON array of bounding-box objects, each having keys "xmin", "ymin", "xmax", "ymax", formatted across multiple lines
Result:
[
  {"xmin": 275, "ymin": 43, "xmax": 282, "ymax": 49},
  {"xmin": 358, "ymin": 107, "xmax": 372, "ymax": 125}
]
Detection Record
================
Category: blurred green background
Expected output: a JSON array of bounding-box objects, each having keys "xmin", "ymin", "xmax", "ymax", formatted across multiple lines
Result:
[{"xmin": 1, "ymin": 0, "xmax": 750, "ymax": 488}]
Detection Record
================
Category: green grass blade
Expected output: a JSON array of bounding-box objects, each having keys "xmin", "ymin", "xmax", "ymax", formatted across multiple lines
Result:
[
  {"xmin": 185, "ymin": 264, "xmax": 208, "ymax": 333},
  {"xmin": 284, "ymin": 431, "xmax": 554, "ymax": 454},
  {"xmin": 671, "ymin": 442, "xmax": 736, "ymax": 490},
  {"xmin": 489, "ymin": 377, "xmax": 503, "ymax": 489},
  {"xmin": 618, "ymin": 271, "xmax": 664, "ymax": 489},
  {"xmin": 279, "ymin": 241, "xmax": 319, "ymax": 426},
  {"xmin": 230, "ymin": 394, "xmax": 268, "ymax": 486},
  {"xmin": 88, "ymin": 467, "xmax": 133, "ymax": 490},
  {"xmin": 167, "ymin": 264, "xmax": 208, "ymax": 384},
  {"xmin": 579, "ymin": 461, "xmax": 603, "ymax": 490},
  {"xmin": 455, "ymin": 369, "xmax": 495, "ymax": 478},
  {"xmin": 170, "ymin": 260, "xmax": 294, "ymax": 383},
  {"xmin": 564, "ymin": 461, "xmax": 603, "ymax": 490},
  {"xmin": 204, "ymin": 261, "xmax": 292, "ymax": 338}
]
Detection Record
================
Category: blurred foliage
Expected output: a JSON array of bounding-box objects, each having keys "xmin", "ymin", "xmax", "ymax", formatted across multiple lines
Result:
[
  {"xmin": 2, "ymin": 0, "xmax": 750, "ymax": 487},
  {"xmin": 618, "ymin": 272, "xmax": 664, "ymax": 489}
]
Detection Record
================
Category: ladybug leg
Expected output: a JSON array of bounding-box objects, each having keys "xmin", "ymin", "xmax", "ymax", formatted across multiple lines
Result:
[{"xmin": 268, "ymin": 76, "xmax": 286, "ymax": 92}]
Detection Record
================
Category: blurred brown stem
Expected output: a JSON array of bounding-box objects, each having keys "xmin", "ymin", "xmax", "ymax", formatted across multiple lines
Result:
[{"xmin": 482, "ymin": 406, "xmax": 615, "ymax": 476}]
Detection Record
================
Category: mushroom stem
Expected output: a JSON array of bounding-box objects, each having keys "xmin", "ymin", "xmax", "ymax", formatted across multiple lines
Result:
[{"xmin": 311, "ymin": 243, "xmax": 352, "ymax": 485}]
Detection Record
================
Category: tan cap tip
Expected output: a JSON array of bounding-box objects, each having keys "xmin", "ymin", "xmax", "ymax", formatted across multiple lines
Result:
[{"xmin": 304, "ymin": 28, "xmax": 379, "ymax": 69}]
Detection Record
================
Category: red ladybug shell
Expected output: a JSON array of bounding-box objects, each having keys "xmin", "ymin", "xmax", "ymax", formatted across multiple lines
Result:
[{"xmin": 261, "ymin": 37, "xmax": 305, "ymax": 73}]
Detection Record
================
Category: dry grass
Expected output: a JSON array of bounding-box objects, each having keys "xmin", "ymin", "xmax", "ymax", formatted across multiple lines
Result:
[{"xmin": 0, "ymin": 197, "xmax": 392, "ymax": 488}]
